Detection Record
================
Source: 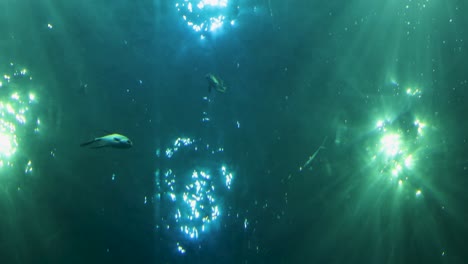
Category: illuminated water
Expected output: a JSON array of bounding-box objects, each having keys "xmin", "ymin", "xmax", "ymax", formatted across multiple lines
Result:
[{"xmin": 1, "ymin": 0, "xmax": 467, "ymax": 263}]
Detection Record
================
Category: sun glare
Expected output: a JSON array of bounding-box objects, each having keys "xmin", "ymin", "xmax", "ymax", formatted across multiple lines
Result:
[
  {"xmin": 175, "ymin": 0, "xmax": 238, "ymax": 37},
  {"xmin": 0, "ymin": 63, "xmax": 41, "ymax": 172}
]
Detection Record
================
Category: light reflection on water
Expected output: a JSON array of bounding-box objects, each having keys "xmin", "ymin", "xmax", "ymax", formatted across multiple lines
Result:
[
  {"xmin": 0, "ymin": 62, "xmax": 41, "ymax": 175},
  {"xmin": 363, "ymin": 80, "xmax": 433, "ymax": 196},
  {"xmin": 175, "ymin": 0, "xmax": 239, "ymax": 39},
  {"xmin": 155, "ymin": 137, "xmax": 233, "ymax": 253}
]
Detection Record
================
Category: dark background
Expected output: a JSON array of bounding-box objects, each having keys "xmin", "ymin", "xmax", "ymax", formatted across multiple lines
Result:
[{"xmin": 0, "ymin": 0, "xmax": 467, "ymax": 263}]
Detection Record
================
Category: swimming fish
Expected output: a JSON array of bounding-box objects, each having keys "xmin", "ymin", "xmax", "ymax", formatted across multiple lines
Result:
[
  {"xmin": 206, "ymin": 73, "xmax": 227, "ymax": 93},
  {"xmin": 299, "ymin": 136, "xmax": 327, "ymax": 171},
  {"xmin": 80, "ymin": 133, "xmax": 133, "ymax": 149}
]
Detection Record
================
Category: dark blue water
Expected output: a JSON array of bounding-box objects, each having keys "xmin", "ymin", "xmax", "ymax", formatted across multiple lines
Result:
[{"xmin": 0, "ymin": 0, "xmax": 467, "ymax": 263}]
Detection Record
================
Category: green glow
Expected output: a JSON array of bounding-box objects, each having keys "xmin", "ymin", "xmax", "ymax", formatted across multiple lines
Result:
[
  {"xmin": 380, "ymin": 133, "xmax": 401, "ymax": 157},
  {"xmin": 0, "ymin": 132, "xmax": 16, "ymax": 158},
  {"xmin": 366, "ymin": 80, "xmax": 431, "ymax": 196},
  {"xmin": 29, "ymin": 93, "xmax": 36, "ymax": 102},
  {"xmin": 404, "ymin": 155, "xmax": 413, "ymax": 168},
  {"xmin": 0, "ymin": 64, "xmax": 41, "ymax": 173},
  {"xmin": 416, "ymin": 189, "xmax": 422, "ymax": 197}
]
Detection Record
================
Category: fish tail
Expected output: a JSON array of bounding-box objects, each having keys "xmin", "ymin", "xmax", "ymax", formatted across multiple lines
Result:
[
  {"xmin": 321, "ymin": 136, "xmax": 328, "ymax": 146},
  {"xmin": 80, "ymin": 139, "xmax": 96, "ymax": 147}
]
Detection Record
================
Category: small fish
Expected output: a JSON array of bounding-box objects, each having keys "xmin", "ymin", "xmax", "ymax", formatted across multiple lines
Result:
[
  {"xmin": 300, "ymin": 136, "xmax": 327, "ymax": 171},
  {"xmin": 80, "ymin": 133, "xmax": 132, "ymax": 149},
  {"xmin": 206, "ymin": 73, "xmax": 227, "ymax": 93}
]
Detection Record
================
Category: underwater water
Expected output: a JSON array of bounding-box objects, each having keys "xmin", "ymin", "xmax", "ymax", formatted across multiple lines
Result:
[{"xmin": 0, "ymin": 0, "xmax": 467, "ymax": 263}]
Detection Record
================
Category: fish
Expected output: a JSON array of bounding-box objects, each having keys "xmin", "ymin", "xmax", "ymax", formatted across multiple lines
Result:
[
  {"xmin": 206, "ymin": 73, "xmax": 227, "ymax": 93},
  {"xmin": 80, "ymin": 133, "xmax": 133, "ymax": 149},
  {"xmin": 299, "ymin": 136, "xmax": 327, "ymax": 171}
]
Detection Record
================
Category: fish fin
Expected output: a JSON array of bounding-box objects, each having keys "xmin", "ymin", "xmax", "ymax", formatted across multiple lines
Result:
[{"xmin": 89, "ymin": 144, "xmax": 108, "ymax": 149}]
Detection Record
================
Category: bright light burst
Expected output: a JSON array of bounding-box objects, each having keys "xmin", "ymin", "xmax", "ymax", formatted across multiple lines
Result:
[
  {"xmin": 156, "ymin": 136, "xmax": 233, "ymax": 253},
  {"xmin": 406, "ymin": 87, "xmax": 422, "ymax": 97},
  {"xmin": 0, "ymin": 63, "xmax": 40, "ymax": 172},
  {"xmin": 380, "ymin": 133, "xmax": 402, "ymax": 157},
  {"xmin": 175, "ymin": 0, "xmax": 238, "ymax": 37},
  {"xmin": 371, "ymin": 116, "xmax": 427, "ymax": 181},
  {"xmin": 366, "ymin": 79, "xmax": 431, "ymax": 195},
  {"xmin": 0, "ymin": 130, "xmax": 17, "ymax": 159}
]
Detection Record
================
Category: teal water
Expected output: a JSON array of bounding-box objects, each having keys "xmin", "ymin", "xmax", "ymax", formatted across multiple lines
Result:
[{"xmin": 0, "ymin": 0, "xmax": 467, "ymax": 263}]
